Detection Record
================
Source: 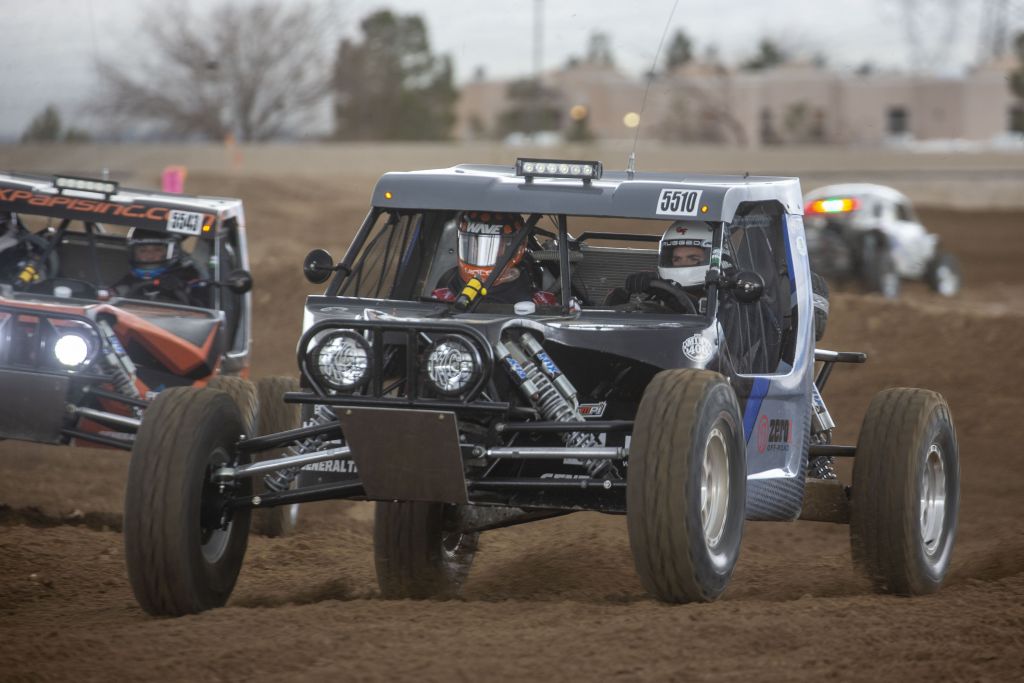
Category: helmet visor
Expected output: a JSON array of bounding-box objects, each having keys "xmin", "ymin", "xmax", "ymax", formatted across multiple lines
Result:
[
  {"xmin": 131, "ymin": 240, "xmax": 176, "ymax": 266},
  {"xmin": 458, "ymin": 231, "xmax": 517, "ymax": 268}
]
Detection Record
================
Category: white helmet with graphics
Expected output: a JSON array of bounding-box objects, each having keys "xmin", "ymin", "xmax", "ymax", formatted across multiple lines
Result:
[{"xmin": 657, "ymin": 220, "xmax": 714, "ymax": 288}]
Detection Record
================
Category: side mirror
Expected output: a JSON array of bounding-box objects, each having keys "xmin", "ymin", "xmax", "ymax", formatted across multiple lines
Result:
[
  {"xmin": 731, "ymin": 271, "xmax": 765, "ymax": 303},
  {"xmin": 303, "ymin": 248, "xmax": 335, "ymax": 284},
  {"xmin": 225, "ymin": 269, "xmax": 254, "ymax": 294}
]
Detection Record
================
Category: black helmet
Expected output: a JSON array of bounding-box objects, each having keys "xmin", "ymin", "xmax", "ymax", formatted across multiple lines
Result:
[{"xmin": 127, "ymin": 227, "xmax": 181, "ymax": 278}]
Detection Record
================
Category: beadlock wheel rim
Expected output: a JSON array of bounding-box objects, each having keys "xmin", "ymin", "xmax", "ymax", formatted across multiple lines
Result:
[
  {"xmin": 700, "ymin": 426, "xmax": 730, "ymax": 550},
  {"xmin": 920, "ymin": 444, "xmax": 947, "ymax": 557}
]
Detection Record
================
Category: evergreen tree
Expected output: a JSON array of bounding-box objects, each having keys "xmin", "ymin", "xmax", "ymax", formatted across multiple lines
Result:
[
  {"xmin": 1011, "ymin": 33, "xmax": 1024, "ymax": 132},
  {"xmin": 21, "ymin": 105, "xmax": 62, "ymax": 142},
  {"xmin": 333, "ymin": 10, "xmax": 457, "ymax": 140},
  {"xmin": 665, "ymin": 30, "xmax": 693, "ymax": 71},
  {"xmin": 496, "ymin": 79, "xmax": 562, "ymax": 137},
  {"xmin": 741, "ymin": 39, "xmax": 788, "ymax": 71}
]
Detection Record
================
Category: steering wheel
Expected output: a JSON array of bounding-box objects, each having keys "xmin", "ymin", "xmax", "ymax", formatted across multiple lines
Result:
[
  {"xmin": 122, "ymin": 279, "xmax": 159, "ymax": 299},
  {"xmin": 644, "ymin": 280, "xmax": 698, "ymax": 314},
  {"xmin": 121, "ymin": 274, "xmax": 191, "ymax": 305},
  {"xmin": 26, "ymin": 277, "xmax": 99, "ymax": 299}
]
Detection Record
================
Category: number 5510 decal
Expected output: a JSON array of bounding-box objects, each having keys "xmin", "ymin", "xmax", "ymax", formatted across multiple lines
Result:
[{"xmin": 656, "ymin": 188, "xmax": 703, "ymax": 217}]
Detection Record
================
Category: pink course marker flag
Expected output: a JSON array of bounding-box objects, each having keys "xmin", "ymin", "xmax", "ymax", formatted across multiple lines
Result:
[{"xmin": 161, "ymin": 165, "xmax": 187, "ymax": 193}]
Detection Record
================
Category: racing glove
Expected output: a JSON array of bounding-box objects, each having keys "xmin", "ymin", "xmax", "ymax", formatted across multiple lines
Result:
[{"xmin": 624, "ymin": 271, "xmax": 658, "ymax": 294}]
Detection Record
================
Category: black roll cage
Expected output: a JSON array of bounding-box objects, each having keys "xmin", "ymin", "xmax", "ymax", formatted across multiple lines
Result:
[{"xmin": 325, "ymin": 207, "xmax": 728, "ymax": 326}]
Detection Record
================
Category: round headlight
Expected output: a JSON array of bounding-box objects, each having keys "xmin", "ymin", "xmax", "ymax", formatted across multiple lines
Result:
[
  {"xmin": 313, "ymin": 331, "xmax": 370, "ymax": 391},
  {"xmin": 54, "ymin": 333, "xmax": 89, "ymax": 367},
  {"xmin": 425, "ymin": 335, "xmax": 480, "ymax": 396}
]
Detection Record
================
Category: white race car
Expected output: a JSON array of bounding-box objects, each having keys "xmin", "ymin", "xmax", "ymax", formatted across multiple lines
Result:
[{"xmin": 803, "ymin": 183, "xmax": 961, "ymax": 297}]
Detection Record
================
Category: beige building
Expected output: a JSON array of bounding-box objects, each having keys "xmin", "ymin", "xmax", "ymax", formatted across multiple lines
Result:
[{"xmin": 455, "ymin": 60, "xmax": 1022, "ymax": 147}]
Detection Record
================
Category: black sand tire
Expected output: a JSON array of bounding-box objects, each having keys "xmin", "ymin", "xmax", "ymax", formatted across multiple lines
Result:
[
  {"xmin": 123, "ymin": 387, "xmax": 252, "ymax": 616},
  {"xmin": 850, "ymin": 388, "xmax": 959, "ymax": 595},
  {"xmin": 374, "ymin": 501, "xmax": 479, "ymax": 599},
  {"xmin": 206, "ymin": 375, "xmax": 258, "ymax": 435},
  {"xmin": 250, "ymin": 376, "xmax": 301, "ymax": 537},
  {"xmin": 861, "ymin": 233, "xmax": 900, "ymax": 298},
  {"xmin": 627, "ymin": 369, "xmax": 746, "ymax": 603},
  {"xmin": 925, "ymin": 251, "xmax": 962, "ymax": 297},
  {"xmin": 810, "ymin": 271, "xmax": 830, "ymax": 342}
]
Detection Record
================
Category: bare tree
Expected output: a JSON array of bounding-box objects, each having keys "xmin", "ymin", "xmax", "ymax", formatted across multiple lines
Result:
[
  {"xmin": 95, "ymin": 2, "xmax": 332, "ymax": 141},
  {"xmin": 887, "ymin": 0, "xmax": 964, "ymax": 73},
  {"xmin": 657, "ymin": 80, "xmax": 747, "ymax": 146}
]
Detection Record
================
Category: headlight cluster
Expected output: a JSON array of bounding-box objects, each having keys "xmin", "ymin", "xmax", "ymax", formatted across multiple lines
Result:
[
  {"xmin": 310, "ymin": 331, "xmax": 371, "ymax": 391},
  {"xmin": 425, "ymin": 335, "xmax": 480, "ymax": 396},
  {"xmin": 307, "ymin": 329, "xmax": 483, "ymax": 398}
]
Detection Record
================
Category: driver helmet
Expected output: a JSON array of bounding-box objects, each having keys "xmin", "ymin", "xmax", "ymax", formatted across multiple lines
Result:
[
  {"xmin": 657, "ymin": 220, "xmax": 713, "ymax": 288},
  {"xmin": 457, "ymin": 211, "xmax": 526, "ymax": 286},
  {"xmin": 127, "ymin": 227, "xmax": 182, "ymax": 279}
]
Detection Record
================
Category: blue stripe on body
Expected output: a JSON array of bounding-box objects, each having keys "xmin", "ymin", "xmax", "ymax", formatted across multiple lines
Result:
[
  {"xmin": 782, "ymin": 214, "xmax": 797, "ymax": 295},
  {"xmin": 742, "ymin": 377, "xmax": 770, "ymax": 442}
]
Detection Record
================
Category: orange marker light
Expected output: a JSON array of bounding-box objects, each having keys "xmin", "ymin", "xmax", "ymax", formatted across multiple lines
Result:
[
  {"xmin": 700, "ymin": 205, "xmax": 709, "ymax": 214},
  {"xmin": 202, "ymin": 224, "xmax": 212, "ymax": 232},
  {"xmin": 384, "ymin": 191, "xmax": 393, "ymax": 200}
]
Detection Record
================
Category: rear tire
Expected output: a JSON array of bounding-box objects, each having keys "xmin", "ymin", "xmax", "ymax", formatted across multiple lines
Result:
[
  {"xmin": 850, "ymin": 388, "xmax": 959, "ymax": 595},
  {"xmin": 123, "ymin": 387, "xmax": 251, "ymax": 616},
  {"xmin": 374, "ymin": 501, "xmax": 478, "ymax": 599},
  {"xmin": 861, "ymin": 233, "xmax": 900, "ymax": 298},
  {"xmin": 627, "ymin": 369, "xmax": 746, "ymax": 603},
  {"xmin": 925, "ymin": 251, "xmax": 961, "ymax": 297},
  {"xmin": 250, "ymin": 377, "xmax": 301, "ymax": 537},
  {"xmin": 810, "ymin": 271, "xmax": 830, "ymax": 342}
]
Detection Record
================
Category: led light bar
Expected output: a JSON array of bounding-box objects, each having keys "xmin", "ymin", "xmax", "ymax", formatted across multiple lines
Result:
[
  {"xmin": 53, "ymin": 175, "xmax": 119, "ymax": 196},
  {"xmin": 806, "ymin": 197, "xmax": 859, "ymax": 215},
  {"xmin": 516, "ymin": 158, "xmax": 603, "ymax": 183}
]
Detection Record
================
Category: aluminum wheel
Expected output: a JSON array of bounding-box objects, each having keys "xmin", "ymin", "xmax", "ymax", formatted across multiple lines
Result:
[
  {"xmin": 285, "ymin": 503, "xmax": 300, "ymax": 529},
  {"xmin": 700, "ymin": 426, "xmax": 730, "ymax": 552},
  {"xmin": 442, "ymin": 531, "xmax": 465, "ymax": 559},
  {"xmin": 881, "ymin": 271, "xmax": 900, "ymax": 298},
  {"xmin": 934, "ymin": 266, "xmax": 958, "ymax": 297},
  {"xmin": 920, "ymin": 444, "xmax": 947, "ymax": 557}
]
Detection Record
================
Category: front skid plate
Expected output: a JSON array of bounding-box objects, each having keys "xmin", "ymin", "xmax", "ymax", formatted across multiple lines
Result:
[{"xmin": 334, "ymin": 407, "xmax": 468, "ymax": 504}]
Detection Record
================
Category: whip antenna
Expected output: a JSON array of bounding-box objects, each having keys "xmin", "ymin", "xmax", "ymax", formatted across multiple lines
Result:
[
  {"xmin": 628, "ymin": 0, "xmax": 679, "ymax": 178},
  {"xmin": 87, "ymin": 0, "xmax": 108, "ymax": 176}
]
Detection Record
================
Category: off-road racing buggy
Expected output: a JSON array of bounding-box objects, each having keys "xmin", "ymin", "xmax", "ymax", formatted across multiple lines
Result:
[
  {"xmin": 0, "ymin": 171, "xmax": 299, "ymax": 536},
  {"xmin": 123, "ymin": 159, "xmax": 960, "ymax": 614},
  {"xmin": 804, "ymin": 183, "xmax": 962, "ymax": 298}
]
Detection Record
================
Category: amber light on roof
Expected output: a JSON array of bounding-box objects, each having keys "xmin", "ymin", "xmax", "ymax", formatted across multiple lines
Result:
[{"xmin": 806, "ymin": 197, "xmax": 859, "ymax": 215}]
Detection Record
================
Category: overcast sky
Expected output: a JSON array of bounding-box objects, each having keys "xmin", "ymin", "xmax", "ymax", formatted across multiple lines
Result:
[{"xmin": 0, "ymin": 0, "xmax": 994, "ymax": 139}]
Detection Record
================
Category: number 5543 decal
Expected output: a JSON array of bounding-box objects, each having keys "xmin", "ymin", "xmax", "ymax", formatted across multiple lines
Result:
[{"xmin": 656, "ymin": 188, "xmax": 703, "ymax": 217}]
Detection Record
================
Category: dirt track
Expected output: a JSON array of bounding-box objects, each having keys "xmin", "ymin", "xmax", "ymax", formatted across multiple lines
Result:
[{"xmin": 1, "ymin": 163, "xmax": 1023, "ymax": 681}]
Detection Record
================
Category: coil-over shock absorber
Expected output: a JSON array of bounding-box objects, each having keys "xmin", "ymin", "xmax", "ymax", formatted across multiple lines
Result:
[
  {"xmin": 496, "ymin": 332, "xmax": 609, "ymax": 476},
  {"xmin": 808, "ymin": 384, "xmax": 837, "ymax": 479},
  {"xmin": 263, "ymin": 404, "xmax": 338, "ymax": 492},
  {"xmin": 97, "ymin": 320, "xmax": 143, "ymax": 417}
]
